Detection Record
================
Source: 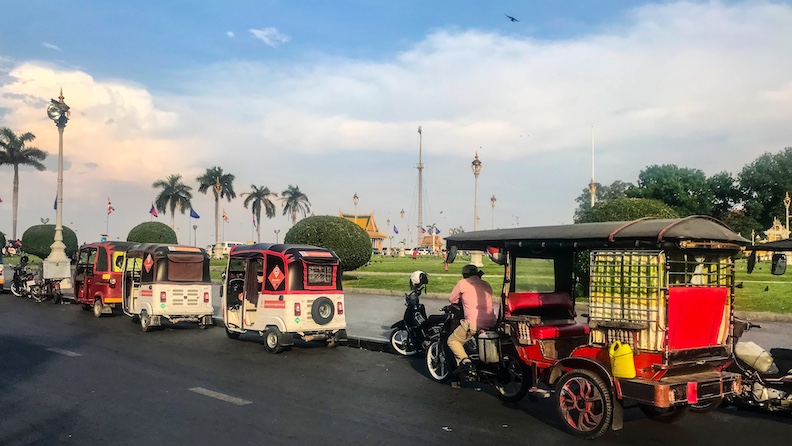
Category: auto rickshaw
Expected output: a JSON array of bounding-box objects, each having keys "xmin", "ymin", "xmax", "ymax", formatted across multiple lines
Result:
[
  {"xmin": 443, "ymin": 216, "xmax": 747, "ymax": 439},
  {"xmin": 221, "ymin": 243, "xmax": 347, "ymax": 353},
  {"xmin": 73, "ymin": 241, "xmax": 136, "ymax": 317},
  {"xmin": 121, "ymin": 243, "xmax": 213, "ymax": 332}
]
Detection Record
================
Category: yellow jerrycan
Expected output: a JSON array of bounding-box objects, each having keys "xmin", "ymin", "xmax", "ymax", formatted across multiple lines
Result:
[{"xmin": 609, "ymin": 341, "xmax": 636, "ymax": 379}]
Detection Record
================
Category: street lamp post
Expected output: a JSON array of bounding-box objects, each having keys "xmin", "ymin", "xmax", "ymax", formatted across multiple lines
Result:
[
  {"xmin": 43, "ymin": 90, "xmax": 71, "ymax": 280},
  {"xmin": 274, "ymin": 229, "xmax": 280, "ymax": 244},
  {"xmin": 490, "ymin": 194, "xmax": 497, "ymax": 229},
  {"xmin": 386, "ymin": 218, "xmax": 391, "ymax": 254},
  {"xmin": 400, "ymin": 208, "xmax": 405, "ymax": 256},
  {"xmin": 785, "ymin": 192, "xmax": 791, "ymax": 236},
  {"xmin": 353, "ymin": 193, "xmax": 359, "ymax": 226},
  {"xmin": 193, "ymin": 225, "xmax": 198, "ymax": 247},
  {"xmin": 471, "ymin": 152, "xmax": 483, "ymax": 266}
]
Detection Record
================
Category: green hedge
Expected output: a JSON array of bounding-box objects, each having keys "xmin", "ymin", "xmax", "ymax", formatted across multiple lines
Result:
[
  {"xmin": 284, "ymin": 215, "xmax": 372, "ymax": 272},
  {"xmin": 575, "ymin": 197, "xmax": 679, "ymax": 223},
  {"xmin": 127, "ymin": 222, "xmax": 178, "ymax": 244},
  {"xmin": 21, "ymin": 225, "xmax": 79, "ymax": 259}
]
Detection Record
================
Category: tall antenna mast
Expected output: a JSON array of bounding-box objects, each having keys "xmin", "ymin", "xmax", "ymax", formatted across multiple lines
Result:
[
  {"xmin": 588, "ymin": 125, "xmax": 597, "ymax": 208},
  {"xmin": 417, "ymin": 126, "xmax": 424, "ymax": 230}
]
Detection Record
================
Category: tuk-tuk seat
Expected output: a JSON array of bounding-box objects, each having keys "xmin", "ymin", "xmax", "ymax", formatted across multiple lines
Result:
[{"xmin": 507, "ymin": 291, "xmax": 589, "ymax": 339}]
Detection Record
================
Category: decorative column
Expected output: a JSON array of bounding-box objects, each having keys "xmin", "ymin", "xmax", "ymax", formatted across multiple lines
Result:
[
  {"xmin": 471, "ymin": 152, "xmax": 483, "ymax": 266},
  {"xmin": 43, "ymin": 90, "xmax": 71, "ymax": 280}
]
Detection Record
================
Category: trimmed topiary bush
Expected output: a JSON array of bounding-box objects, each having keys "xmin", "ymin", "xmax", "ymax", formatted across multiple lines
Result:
[
  {"xmin": 284, "ymin": 215, "xmax": 371, "ymax": 272},
  {"xmin": 127, "ymin": 221, "xmax": 178, "ymax": 244},
  {"xmin": 575, "ymin": 198, "xmax": 679, "ymax": 223},
  {"xmin": 21, "ymin": 225, "xmax": 79, "ymax": 259}
]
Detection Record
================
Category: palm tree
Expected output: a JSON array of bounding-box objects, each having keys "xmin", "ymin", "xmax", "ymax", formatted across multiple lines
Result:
[
  {"xmin": 281, "ymin": 185, "xmax": 311, "ymax": 225},
  {"xmin": 152, "ymin": 174, "xmax": 193, "ymax": 230},
  {"xmin": 0, "ymin": 128, "xmax": 47, "ymax": 239},
  {"xmin": 196, "ymin": 167, "xmax": 236, "ymax": 257},
  {"xmin": 242, "ymin": 185, "xmax": 278, "ymax": 243}
]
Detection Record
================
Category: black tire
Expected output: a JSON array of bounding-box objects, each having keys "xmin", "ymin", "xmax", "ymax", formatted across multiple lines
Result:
[
  {"xmin": 690, "ymin": 397, "xmax": 724, "ymax": 413},
  {"xmin": 10, "ymin": 281, "xmax": 22, "ymax": 297},
  {"xmin": 226, "ymin": 327, "xmax": 241, "ymax": 340},
  {"xmin": 390, "ymin": 329, "xmax": 418, "ymax": 356},
  {"xmin": 82, "ymin": 304, "xmax": 91, "ymax": 312},
  {"xmin": 130, "ymin": 315, "xmax": 140, "ymax": 324},
  {"xmin": 92, "ymin": 299, "xmax": 103, "ymax": 318},
  {"xmin": 494, "ymin": 352, "xmax": 530, "ymax": 403},
  {"xmin": 263, "ymin": 327, "xmax": 284, "ymax": 354},
  {"xmin": 638, "ymin": 404, "xmax": 688, "ymax": 423},
  {"xmin": 140, "ymin": 310, "xmax": 153, "ymax": 332},
  {"xmin": 555, "ymin": 369, "xmax": 614, "ymax": 440},
  {"xmin": 30, "ymin": 285, "xmax": 44, "ymax": 303},
  {"xmin": 425, "ymin": 340, "xmax": 451, "ymax": 383},
  {"xmin": 311, "ymin": 297, "xmax": 335, "ymax": 325}
]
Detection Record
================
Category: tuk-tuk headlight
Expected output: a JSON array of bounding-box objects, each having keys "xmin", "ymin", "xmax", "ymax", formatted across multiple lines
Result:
[{"xmin": 109, "ymin": 278, "xmax": 117, "ymax": 287}]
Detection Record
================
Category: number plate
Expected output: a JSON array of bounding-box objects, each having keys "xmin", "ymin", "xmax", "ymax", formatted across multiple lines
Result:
[
  {"xmin": 27, "ymin": 280, "xmax": 37, "ymax": 286},
  {"xmin": 415, "ymin": 312, "xmax": 426, "ymax": 324}
]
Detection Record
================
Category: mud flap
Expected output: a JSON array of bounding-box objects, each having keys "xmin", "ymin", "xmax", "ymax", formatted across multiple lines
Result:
[
  {"xmin": 278, "ymin": 331, "xmax": 294, "ymax": 346},
  {"xmin": 612, "ymin": 398, "xmax": 624, "ymax": 431}
]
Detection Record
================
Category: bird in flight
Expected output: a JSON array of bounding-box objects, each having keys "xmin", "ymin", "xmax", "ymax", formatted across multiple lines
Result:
[{"xmin": 505, "ymin": 14, "xmax": 519, "ymax": 22}]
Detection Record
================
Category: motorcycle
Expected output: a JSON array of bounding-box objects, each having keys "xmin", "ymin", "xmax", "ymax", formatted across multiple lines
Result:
[
  {"xmin": 389, "ymin": 271, "xmax": 445, "ymax": 356},
  {"xmin": 29, "ymin": 276, "xmax": 64, "ymax": 304},
  {"xmin": 9, "ymin": 256, "xmax": 36, "ymax": 298},
  {"xmin": 424, "ymin": 303, "xmax": 530, "ymax": 403}
]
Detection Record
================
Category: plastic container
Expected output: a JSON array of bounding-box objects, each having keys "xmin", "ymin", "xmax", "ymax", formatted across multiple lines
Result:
[
  {"xmin": 477, "ymin": 331, "xmax": 501, "ymax": 364},
  {"xmin": 609, "ymin": 341, "xmax": 637, "ymax": 379},
  {"xmin": 735, "ymin": 341, "xmax": 774, "ymax": 373}
]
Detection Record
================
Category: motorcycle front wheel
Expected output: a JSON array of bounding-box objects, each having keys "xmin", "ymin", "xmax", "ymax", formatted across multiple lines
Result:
[
  {"xmin": 425, "ymin": 340, "xmax": 451, "ymax": 382},
  {"xmin": 494, "ymin": 352, "xmax": 530, "ymax": 403},
  {"xmin": 10, "ymin": 281, "xmax": 22, "ymax": 297},
  {"xmin": 390, "ymin": 329, "xmax": 418, "ymax": 356}
]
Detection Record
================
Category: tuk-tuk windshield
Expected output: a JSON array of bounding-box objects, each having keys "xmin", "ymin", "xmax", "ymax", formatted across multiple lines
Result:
[{"xmin": 513, "ymin": 258, "xmax": 556, "ymax": 293}]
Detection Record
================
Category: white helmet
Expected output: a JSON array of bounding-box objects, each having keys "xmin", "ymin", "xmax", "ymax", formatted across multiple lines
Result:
[{"xmin": 410, "ymin": 270, "xmax": 429, "ymax": 291}]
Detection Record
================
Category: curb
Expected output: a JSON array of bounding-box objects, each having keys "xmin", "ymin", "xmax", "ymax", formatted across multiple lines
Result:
[{"xmin": 344, "ymin": 336, "xmax": 391, "ymax": 352}]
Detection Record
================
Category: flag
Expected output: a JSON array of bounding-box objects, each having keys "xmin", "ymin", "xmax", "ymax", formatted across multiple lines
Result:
[
  {"xmin": 149, "ymin": 204, "xmax": 158, "ymax": 218},
  {"xmin": 252, "ymin": 214, "xmax": 257, "ymax": 228},
  {"xmin": 420, "ymin": 226, "xmax": 426, "ymax": 234},
  {"xmin": 223, "ymin": 210, "xmax": 228, "ymax": 222},
  {"xmin": 189, "ymin": 208, "xmax": 200, "ymax": 219},
  {"xmin": 0, "ymin": 196, "xmax": 3, "ymax": 203},
  {"xmin": 393, "ymin": 225, "xmax": 398, "ymax": 234},
  {"xmin": 418, "ymin": 126, "xmax": 422, "ymax": 134},
  {"xmin": 107, "ymin": 198, "xmax": 114, "ymax": 214},
  {"xmin": 435, "ymin": 227, "xmax": 441, "ymax": 235},
  {"xmin": 54, "ymin": 196, "xmax": 57, "ymax": 210}
]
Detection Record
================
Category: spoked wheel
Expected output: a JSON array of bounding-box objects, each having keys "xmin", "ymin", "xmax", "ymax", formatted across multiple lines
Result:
[
  {"xmin": 30, "ymin": 285, "xmax": 44, "ymax": 303},
  {"xmin": 425, "ymin": 340, "xmax": 451, "ymax": 383},
  {"xmin": 555, "ymin": 369, "xmax": 613, "ymax": 440},
  {"xmin": 494, "ymin": 352, "xmax": 530, "ymax": 403},
  {"xmin": 390, "ymin": 329, "xmax": 417, "ymax": 356},
  {"xmin": 140, "ymin": 310, "xmax": 153, "ymax": 332},
  {"xmin": 10, "ymin": 282, "xmax": 22, "ymax": 297},
  {"xmin": 263, "ymin": 327, "xmax": 284, "ymax": 354},
  {"xmin": 638, "ymin": 404, "xmax": 688, "ymax": 423},
  {"xmin": 92, "ymin": 299, "xmax": 104, "ymax": 318},
  {"xmin": 690, "ymin": 397, "xmax": 724, "ymax": 413}
]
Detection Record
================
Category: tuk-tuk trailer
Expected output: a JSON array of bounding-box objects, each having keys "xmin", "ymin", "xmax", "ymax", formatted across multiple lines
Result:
[
  {"xmin": 221, "ymin": 243, "xmax": 347, "ymax": 353},
  {"xmin": 121, "ymin": 244, "xmax": 213, "ymax": 332},
  {"xmin": 73, "ymin": 241, "xmax": 136, "ymax": 317},
  {"xmin": 445, "ymin": 216, "xmax": 747, "ymax": 439}
]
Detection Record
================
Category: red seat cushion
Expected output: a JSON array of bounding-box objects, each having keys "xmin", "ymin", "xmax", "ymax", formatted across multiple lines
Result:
[
  {"xmin": 507, "ymin": 292, "xmax": 573, "ymax": 314},
  {"xmin": 530, "ymin": 323, "xmax": 590, "ymax": 340}
]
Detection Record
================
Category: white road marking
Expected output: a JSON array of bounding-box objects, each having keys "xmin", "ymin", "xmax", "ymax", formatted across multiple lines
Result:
[
  {"xmin": 46, "ymin": 348, "xmax": 82, "ymax": 357},
  {"xmin": 189, "ymin": 387, "xmax": 252, "ymax": 405}
]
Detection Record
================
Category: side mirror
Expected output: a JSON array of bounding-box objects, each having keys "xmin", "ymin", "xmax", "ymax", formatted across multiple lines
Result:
[
  {"xmin": 771, "ymin": 253, "xmax": 786, "ymax": 275},
  {"xmin": 221, "ymin": 271, "xmax": 226, "ymax": 280},
  {"xmin": 747, "ymin": 251, "xmax": 757, "ymax": 274},
  {"xmin": 446, "ymin": 246, "xmax": 458, "ymax": 264}
]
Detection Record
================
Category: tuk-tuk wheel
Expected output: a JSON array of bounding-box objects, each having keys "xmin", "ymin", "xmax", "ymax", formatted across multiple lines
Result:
[
  {"xmin": 140, "ymin": 310, "xmax": 153, "ymax": 333},
  {"xmin": 225, "ymin": 327, "xmax": 241, "ymax": 340},
  {"xmin": 555, "ymin": 369, "xmax": 613, "ymax": 440},
  {"xmin": 130, "ymin": 315, "xmax": 140, "ymax": 324},
  {"xmin": 81, "ymin": 304, "xmax": 91, "ymax": 312},
  {"xmin": 638, "ymin": 404, "xmax": 688, "ymax": 423},
  {"xmin": 263, "ymin": 327, "xmax": 284, "ymax": 354},
  {"xmin": 92, "ymin": 299, "xmax": 104, "ymax": 318}
]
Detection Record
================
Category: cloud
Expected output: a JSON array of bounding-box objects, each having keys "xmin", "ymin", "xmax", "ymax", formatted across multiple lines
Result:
[
  {"xmin": 249, "ymin": 27, "xmax": 289, "ymax": 47},
  {"xmin": 226, "ymin": 31, "xmax": 235, "ymax": 38},
  {"xmin": 41, "ymin": 42, "xmax": 61, "ymax": 51}
]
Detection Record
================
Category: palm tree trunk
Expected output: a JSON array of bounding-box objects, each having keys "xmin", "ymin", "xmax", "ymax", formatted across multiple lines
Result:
[
  {"xmin": 214, "ymin": 195, "xmax": 220, "ymax": 258},
  {"xmin": 292, "ymin": 210, "xmax": 297, "ymax": 225},
  {"xmin": 256, "ymin": 212, "xmax": 261, "ymax": 243},
  {"xmin": 12, "ymin": 164, "xmax": 19, "ymax": 240}
]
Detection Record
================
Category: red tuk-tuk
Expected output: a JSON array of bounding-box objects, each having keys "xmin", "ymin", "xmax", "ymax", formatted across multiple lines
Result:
[
  {"xmin": 73, "ymin": 241, "xmax": 136, "ymax": 317},
  {"xmin": 443, "ymin": 216, "xmax": 747, "ymax": 439}
]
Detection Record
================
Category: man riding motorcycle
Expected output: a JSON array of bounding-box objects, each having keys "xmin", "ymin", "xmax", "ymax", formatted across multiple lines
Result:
[{"xmin": 447, "ymin": 264, "xmax": 497, "ymax": 378}]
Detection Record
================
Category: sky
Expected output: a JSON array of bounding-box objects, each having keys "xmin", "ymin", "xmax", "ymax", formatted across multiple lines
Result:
[{"xmin": 0, "ymin": 0, "xmax": 791, "ymax": 248}]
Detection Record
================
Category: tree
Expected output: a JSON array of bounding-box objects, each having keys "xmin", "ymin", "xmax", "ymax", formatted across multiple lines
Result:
[
  {"xmin": 0, "ymin": 128, "xmax": 47, "ymax": 239},
  {"xmin": 707, "ymin": 171, "xmax": 742, "ymax": 219},
  {"xmin": 281, "ymin": 185, "xmax": 311, "ymax": 225},
  {"xmin": 21, "ymin": 224, "xmax": 78, "ymax": 259},
  {"xmin": 738, "ymin": 147, "xmax": 792, "ymax": 229},
  {"xmin": 152, "ymin": 174, "xmax": 193, "ymax": 230},
  {"xmin": 127, "ymin": 221, "xmax": 178, "ymax": 244},
  {"xmin": 242, "ymin": 185, "xmax": 277, "ymax": 243},
  {"xmin": 284, "ymin": 216, "xmax": 371, "ymax": 271},
  {"xmin": 576, "ymin": 197, "xmax": 679, "ymax": 223},
  {"xmin": 719, "ymin": 212, "xmax": 762, "ymax": 241},
  {"xmin": 573, "ymin": 180, "xmax": 634, "ymax": 222},
  {"xmin": 196, "ymin": 167, "xmax": 236, "ymax": 258},
  {"xmin": 628, "ymin": 165, "xmax": 713, "ymax": 217}
]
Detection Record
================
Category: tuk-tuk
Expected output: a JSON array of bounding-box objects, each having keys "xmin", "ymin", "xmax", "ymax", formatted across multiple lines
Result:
[
  {"xmin": 73, "ymin": 241, "xmax": 136, "ymax": 317},
  {"xmin": 221, "ymin": 243, "xmax": 347, "ymax": 353},
  {"xmin": 444, "ymin": 216, "xmax": 747, "ymax": 439},
  {"xmin": 121, "ymin": 243, "xmax": 213, "ymax": 332}
]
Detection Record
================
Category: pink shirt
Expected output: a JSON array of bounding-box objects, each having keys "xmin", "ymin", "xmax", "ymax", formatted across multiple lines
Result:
[{"xmin": 449, "ymin": 276, "xmax": 497, "ymax": 329}]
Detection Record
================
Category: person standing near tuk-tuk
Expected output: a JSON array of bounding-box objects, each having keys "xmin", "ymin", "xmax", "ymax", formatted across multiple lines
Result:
[{"xmin": 447, "ymin": 264, "xmax": 497, "ymax": 376}]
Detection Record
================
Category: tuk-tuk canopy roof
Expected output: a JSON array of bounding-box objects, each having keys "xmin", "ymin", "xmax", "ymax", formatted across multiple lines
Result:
[
  {"xmin": 80, "ymin": 241, "xmax": 137, "ymax": 252},
  {"xmin": 126, "ymin": 243, "xmax": 208, "ymax": 259},
  {"xmin": 445, "ymin": 216, "xmax": 750, "ymax": 252},
  {"xmin": 230, "ymin": 243, "xmax": 340, "ymax": 261},
  {"xmin": 745, "ymin": 238, "xmax": 792, "ymax": 251}
]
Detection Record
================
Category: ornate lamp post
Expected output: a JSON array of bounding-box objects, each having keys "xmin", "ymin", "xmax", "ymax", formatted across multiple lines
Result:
[
  {"xmin": 43, "ymin": 90, "xmax": 71, "ymax": 280},
  {"xmin": 400, "ymin": 209, "xmax": 405, "ymax": 256},
  {"xmin": 490, "ymin": 194, "xmax": 497, "ymax": 229},
  {"xmin": 785, "ymin": 192, "xmax": 791, "ymax": 237},
  {"xmin": 471, "ymin": 152, "xmax": 483, "ymax": 266},
  {"xmin": 274, "ymin": 229, "xmax": 280, "ymax": 244},
  {"xmin": 353, "ymin": 193, "xmax": 359, "ymax": 226},
  {"xmin": 386, "ymin": 218, "xmax": 391, "ymax": 253}
]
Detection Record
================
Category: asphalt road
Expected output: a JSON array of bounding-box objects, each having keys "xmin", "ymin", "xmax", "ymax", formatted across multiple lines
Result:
[{"xmin": 2, "ymin": 295, "xmax": 792, "ymax": 445}]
